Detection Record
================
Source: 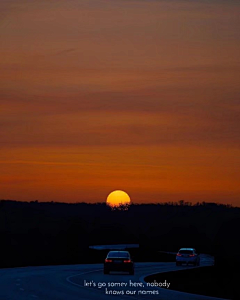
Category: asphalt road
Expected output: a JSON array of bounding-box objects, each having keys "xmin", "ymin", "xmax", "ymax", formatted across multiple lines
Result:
[{"xmin": 0, "ymin": 255, "xmax": 228, "ymax": 300}]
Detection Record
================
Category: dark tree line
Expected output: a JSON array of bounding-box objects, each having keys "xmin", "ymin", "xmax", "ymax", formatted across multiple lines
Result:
[{"xmin": 0, "ymin": 200, "xmax": 240, "ymax": 271}]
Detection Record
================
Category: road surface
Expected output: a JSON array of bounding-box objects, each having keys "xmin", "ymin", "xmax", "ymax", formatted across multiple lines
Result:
[{"xmin": 0, "ymin": 255, "xmax": 228, "ymax": 300}]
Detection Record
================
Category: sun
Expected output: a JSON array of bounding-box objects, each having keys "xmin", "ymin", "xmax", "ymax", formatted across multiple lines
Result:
[{"xmin": 106, "ymin": 190, "xmax": 131, "ymax": 209}]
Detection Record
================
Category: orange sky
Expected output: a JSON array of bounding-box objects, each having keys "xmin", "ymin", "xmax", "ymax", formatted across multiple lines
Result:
[{"xmin": 1, "ymin": 0, "xmax": 240, "ymax": 205}]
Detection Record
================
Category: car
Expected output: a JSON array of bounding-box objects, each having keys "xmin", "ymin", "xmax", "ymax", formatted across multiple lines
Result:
[
  {"xmin": 176, "ymin": 248, "xmax": 200, "ymax": 266},
  {"xmin": 104, "ymin": 251, "xmax": 134, "ymax": 275}
]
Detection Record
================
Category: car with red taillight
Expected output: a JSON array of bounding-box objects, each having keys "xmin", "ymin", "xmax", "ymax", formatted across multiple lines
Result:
[
  {"xmin": 104, "ymin": 251, "xmax": 134, "ymax": 275},
  {"xmin": 176, "ymin": 248, "xmax": 200, "ymax": 266}
]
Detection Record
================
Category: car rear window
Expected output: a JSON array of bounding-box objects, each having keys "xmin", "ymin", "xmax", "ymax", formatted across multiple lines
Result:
[
  {"xmin": 107, "ymin": 251, "xmax": 129, "ymax": 258},
  {"xmin": 179, "ymin": 250, "xmax": 194, "ymax": 254}
]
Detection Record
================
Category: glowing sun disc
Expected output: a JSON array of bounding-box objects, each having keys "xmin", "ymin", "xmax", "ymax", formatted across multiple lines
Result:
[{"xmin": 106, "ymin": 190, "xmax": 131, "ymax": 207}]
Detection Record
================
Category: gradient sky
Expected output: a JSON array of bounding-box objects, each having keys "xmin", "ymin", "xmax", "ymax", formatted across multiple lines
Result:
[{"xmin": 1, "ymin": 0, "xmax": 240, "ymax": 205}]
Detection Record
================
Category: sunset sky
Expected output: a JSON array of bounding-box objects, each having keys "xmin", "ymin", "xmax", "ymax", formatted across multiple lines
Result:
[{"xmin": 1, "ymin": 0, "xmax": 240, "ymax": 205}]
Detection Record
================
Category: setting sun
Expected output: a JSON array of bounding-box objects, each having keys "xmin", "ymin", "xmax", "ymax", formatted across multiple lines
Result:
[{"xmin": 106, "ymin": 190, "xmax": 131, "ymax": 208}]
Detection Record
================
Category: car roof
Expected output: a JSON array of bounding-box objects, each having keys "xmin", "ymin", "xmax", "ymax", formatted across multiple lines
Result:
[
  {"xmin": 179, "ymin": 248, "xmax": 195, "ymax": 251},
  {"xmin": 107, "ymin": 251, "xmax": 130, "ymax": 257}
]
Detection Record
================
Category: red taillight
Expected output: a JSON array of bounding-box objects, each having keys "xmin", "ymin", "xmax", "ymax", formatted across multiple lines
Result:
[
  {"xmin": 105, "ymin": 259, "xmax": 112, "ymax": 263},
  {"xmin": 189, "ymin": 254, "xmax": 196, "ymax": 257},
  {"xmin": 177, "ymin": 253, "xmax": 182, "ymax": 256},
  {"xmin": 124, "ymin": 259, "xmax": 131, "ymax": 263}
]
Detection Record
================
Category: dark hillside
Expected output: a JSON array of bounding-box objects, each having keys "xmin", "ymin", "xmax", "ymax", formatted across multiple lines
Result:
[{"xmin": 1, "ymin": 200, "xmax": 239, "ymax": 270}]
